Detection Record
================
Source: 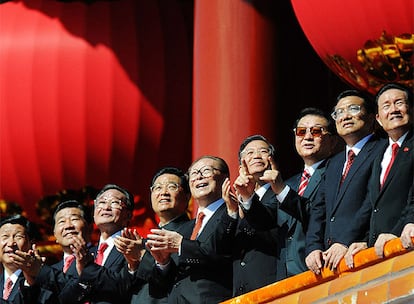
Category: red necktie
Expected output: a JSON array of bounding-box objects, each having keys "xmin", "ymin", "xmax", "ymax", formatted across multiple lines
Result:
[
  {"xmin": 298, "ymin": 169, "xmax": 311, "ymax": 196},
  {"xmin": 341, "ymin": 150, "xmax": 355, "ymax": 185},
  {"xmin": 190, "ymin": 212, "xmax": 205, "ymax": 240},
  {"xmin": 95, "ymin": 242, "xmax": 108, "ymax": 266},
  {"xmin": 63, "ymin": 255, "xmax": 75, "ymax": 273},
  {"xmin": 381, "ymin": 143, "xmax": 399, "ymax": 187},
  {"xmin": 3, "ymin": 277, "xmax": 13, "ymax": 300}
]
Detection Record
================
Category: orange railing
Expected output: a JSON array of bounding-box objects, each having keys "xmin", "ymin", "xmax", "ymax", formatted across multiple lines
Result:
[{"xmin": 222, "ymin": 237, "xmax": 414, "ymax": 304}]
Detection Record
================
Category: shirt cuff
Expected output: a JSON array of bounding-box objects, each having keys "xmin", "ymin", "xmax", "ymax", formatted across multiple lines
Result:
[
  {"xmin": 156, "ymin": 259, "xmax": 170, "ymax": 271},
  {"xmin": 276, "ymin": 185, "xmax": 290, "ymax": 203},
  {"xmin": 238, "ymin": 194, "xmax": 255, "ymax": 210},
  {"xmin": 227, "ymin": 209, "xmax": 238, "ymax": 219}
]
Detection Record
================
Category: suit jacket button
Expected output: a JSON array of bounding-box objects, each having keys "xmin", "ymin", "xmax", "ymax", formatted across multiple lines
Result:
[
  {"xmin": 373, "ymin": 209, "xmax": 378, "ymax": 213},
  {"xmin": 330, "ymin": 217, "xmax": 335, "ymax": 222},
  {"xmin": 240, "ymin": 261, "xmax": 246, "ymax": 267}
]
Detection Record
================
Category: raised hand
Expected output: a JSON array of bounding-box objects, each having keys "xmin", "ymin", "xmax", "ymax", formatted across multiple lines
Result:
[
  {"xmin": 114, "ymin": 228, "xmax": 144, "ymax": 270},
  {"xmin": 222, "ymin": 177, "xmax": 238, "ymax": 215},
  {"xmin": 14, "ymin": 244, "xmax": 44, "ymax": 285},
  {"xmin": 233, "ymin": 159, "xmax": 256, "ymax": 201},
  {"xmin": 70, "ymin": 234, "xmax": 93, "ymax": 275},
  {"xmin": 146, "ymin": 229, "xmax": 183, "ymax": 254},
  {"xmin": 259, "ymin": 156, "xmax": 285, "ymax": 195},
  {"xmin": 146, "ymin": 229, "xmax": 183, "ymax": 266}
]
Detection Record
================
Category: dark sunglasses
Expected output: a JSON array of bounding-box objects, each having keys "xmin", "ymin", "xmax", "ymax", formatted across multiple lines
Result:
[{"xmin": 293, "ymin": 126, "xmax": 327, "ymax": 137}]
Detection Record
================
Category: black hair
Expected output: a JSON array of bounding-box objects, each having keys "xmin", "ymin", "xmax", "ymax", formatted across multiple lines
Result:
[
  {"xmin": 238, "ymin": 135, "xmax": 275, "ymax": 164},
  {"xmin": 96, "ymin": 184, "xmax": 134, "ymax": 211},
  {"xmin": 189, "ymin": 155, "xmax": 230, "ymax": 177},
  {"xmin": 151, "ymin": 167, "xmax": 190, "ymax": 194},
  {"xmin": 52, "ymin": 200, "xmax": 92, "ymax": 226},
  {"xmin": 335, "ymin": 89, "xmax": 376, "ymax": 114},
  {"xmin": 375, "ymin": 82, "xmax": 413, "ymax": 107},
  {"xmin": 293, "ymin": 107, "xmax": 337, "ymax": 135},
  {"xmin": 0, "ymin": 214, "xmax": 41, "ymax": 241}
]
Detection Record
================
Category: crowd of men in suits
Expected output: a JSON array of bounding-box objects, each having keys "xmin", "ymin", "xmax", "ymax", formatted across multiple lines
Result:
[{"xmin": 1, "ymin": 82, "xmax": 413, "ymax": 303}]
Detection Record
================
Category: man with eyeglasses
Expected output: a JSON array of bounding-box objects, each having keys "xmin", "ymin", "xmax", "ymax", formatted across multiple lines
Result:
[
  {"xmin": 227, "ymin": 134, "xmax": 285, "ymax": 295},
  {"xmin": 145, "ymin": 156, "xmax": 236, "ymax": 303},
  {"xmin": 126, "ymin": 167, "xmax": 191, "ymax": 303},
  {"xmin": 304, "ymin": 90, "xmax": 387, "ymax": 274},
  {"xmin": 233, "ymin": 111, "xmax": 340, "ymax": 284},
  {"xmin": 343, "ymin": 82, "xmax": 413, "ymax": 267},
  {"xmin": 57, "ymin": 184, "xmax": 138, "ymax": 303}
]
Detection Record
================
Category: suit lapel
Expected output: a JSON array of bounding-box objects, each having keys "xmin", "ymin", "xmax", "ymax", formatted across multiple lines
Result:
[
  {"xmin": 333, "ymin": 138, "xmax": 381, "ymax": 213},
  {"xmin": 379, "ymin": 132, "xmax": 413, "ymax": 195},
  {"xmin": 104, "ymin": 247, "xmax": 122, "ymax": 268},
  {"xmin": 8, "ymin": 272, "xmax": 25, "ymax": 301},
  {"xmin": 304, "ymin": 164, "xmax": 325, "ymax": 199},
  {"xmin": 197, "ymin": 203, "xmax": 225, "ymax": 242}
]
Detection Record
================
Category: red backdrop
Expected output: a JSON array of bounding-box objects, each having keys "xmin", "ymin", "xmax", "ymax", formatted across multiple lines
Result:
[{"xmin": 0, "ymin": 0, "xmax": 193, "ymax": 230}]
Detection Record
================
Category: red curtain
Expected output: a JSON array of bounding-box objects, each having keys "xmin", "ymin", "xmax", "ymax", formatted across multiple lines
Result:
[{"xmin": 0, "ymin": 0, "xmax": 193, "ymax": 226}]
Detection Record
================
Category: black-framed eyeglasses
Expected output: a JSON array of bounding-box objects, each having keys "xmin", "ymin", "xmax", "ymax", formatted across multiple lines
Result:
[
  {"xmin": 331, "ymin": 104, "xmax": 361, "ymax": 121},
  {"xmin": 94, "ymin": 199, "xmax": 125, "ymax": 210},
  {"xmin": 293, "ymin": 126, "xmax": 327, "ymax": 137},
  {"xmin": 150, "ymin": 182, "xmax": 181, "ymax": 194},
  {"xmin": 188, "ymin": 166, "xmax": 221, "ymax": 181}
]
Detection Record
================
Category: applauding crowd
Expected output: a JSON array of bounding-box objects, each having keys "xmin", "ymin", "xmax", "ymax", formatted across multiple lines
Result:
[{"xmin": 1, "ymin": 82, "xmax": 413, "ymax": 303}]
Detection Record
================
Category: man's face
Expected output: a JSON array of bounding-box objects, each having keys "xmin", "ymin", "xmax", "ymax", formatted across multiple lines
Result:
[
  {"xmin": 333, "ymin": 96, "xmax": 374, "ymax": 140},
  {"xmin": 94, "ymin": 189, "xmax": 131, "ymax": 230},
  {"xmin": 151, "ymin": 173, "xmax": 188, "ymax": 218},
  {"xmin": 188, "ymin": 158, "xmax": 225, "ymax": 202},
  {"xmin": 295, "ymin": 115, "xmax": 333, "ymax": 163},
  {"xmin": 0, "ymin": 223, "xmax": 30, "ymax": 266},
  {"xmin": 53, "ymin": 207, "xmax": 90, "ymax": 249},
  {"xmin": 376, "ymin": 88, "xmax": 412, "ymax": 136},
  {"xmin": 239, "ymin": 140, "xmax": 271, "ymax": 177}
]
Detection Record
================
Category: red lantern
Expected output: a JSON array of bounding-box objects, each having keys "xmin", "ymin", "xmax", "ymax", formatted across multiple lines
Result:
[
  {"xmin": 0, "ymin": 0, "xmax": 193, "ymax": 228},
  {"xmin": 291, "ymin": 0, "xmax": 413, "ymax": 94}
]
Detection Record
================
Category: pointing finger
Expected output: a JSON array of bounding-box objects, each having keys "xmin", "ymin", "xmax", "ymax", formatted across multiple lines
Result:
[
  {"xmin": 239, "ymin": 159, "xmax": 249, "ymax": 176},
  {"xmin": 268, "ymin": 156, "xmax": 277, "ymax": 171}
]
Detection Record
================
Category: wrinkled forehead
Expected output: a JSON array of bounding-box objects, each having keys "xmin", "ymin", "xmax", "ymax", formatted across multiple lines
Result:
[
  {"xmin": 96, "ymin": 189, "xmax": 126, "ymax": 201},
  {"xmin": 243, "ymin": 140, "xmax": 270, "ymax": 150},
  {"xmin": 336, "ymin": 95, "xmax": 364, "ymax": 108},
  {"xmin": 153, "ymin": 173, "xmax": 181, "ymax": 184},
  {"xmin": 189, "ymin": 158, "xmax": 218, "ymax": 171},
  {"xmin": 0, "ymin": 223, "xmax": 27, "ymax": 235},
  {"xmin": 377, "ymin": 88, "xmax": 408, "ymax": 103}
]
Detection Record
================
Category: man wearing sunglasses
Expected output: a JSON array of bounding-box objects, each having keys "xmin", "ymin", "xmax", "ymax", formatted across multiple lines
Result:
[
  {"xmin": 234, "ymin": 109, "xmax": 340, "ymax": 280},
  {"xmin": 305, "ymin": 90, "xmax": 387, "ymax": 274}
]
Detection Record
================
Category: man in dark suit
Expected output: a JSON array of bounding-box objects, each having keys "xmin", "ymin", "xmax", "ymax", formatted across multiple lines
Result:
[
  {"xmin": 343, "ymin": 82, "xmax": 413, "ymax": 266},
  {"xmin": 304, "ymin": 90, "xmax": 386, "ymax": 274},
  {"xmin": 53, "ymin": 184, "xmax": 136, "ymax": 303},
  {"xmin": 0, "ymin": 215, "xmax": 52, "ymax": 303},
  {"xmin": 78, "ymin": 184, "xmax": 136, "ymax": 303},
  {"xmin": 228, "ymin": 134, "xmax": 283, "ymax": 295},
  {"xmin": 126, "ymin": 167, "xmax": 191, "ymax": 303},
  {"xmin": 234, "ymin": 109, "xmax": 341, "ymax": 282},
  {"xmin": 146, "ymin": 156, "xmax": 236, "ymax": 304}
]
